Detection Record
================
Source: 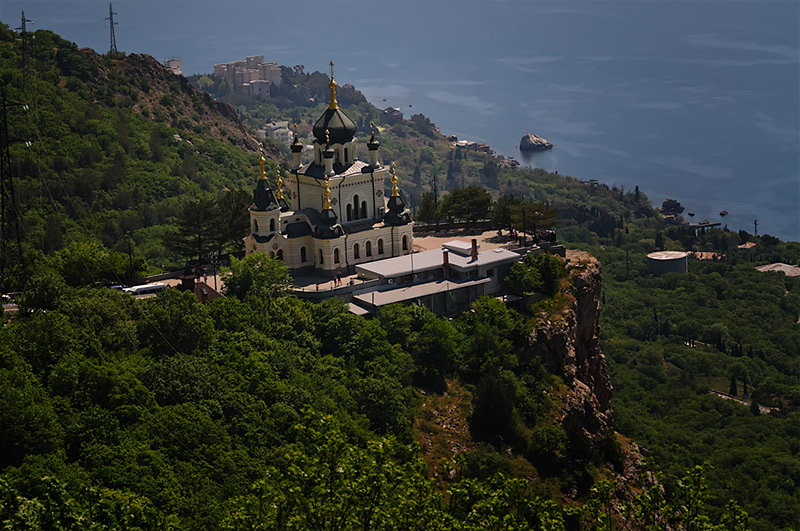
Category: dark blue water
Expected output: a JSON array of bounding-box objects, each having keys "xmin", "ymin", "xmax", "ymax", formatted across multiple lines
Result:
[{"xmin": 3, "ymin": 1, "xmax": 798, "ymax": 241}]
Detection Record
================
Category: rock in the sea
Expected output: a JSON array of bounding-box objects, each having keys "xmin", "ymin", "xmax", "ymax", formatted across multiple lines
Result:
[{"xmin": 519, "ymin": 132, "xmax": 553, "ymax": 151}]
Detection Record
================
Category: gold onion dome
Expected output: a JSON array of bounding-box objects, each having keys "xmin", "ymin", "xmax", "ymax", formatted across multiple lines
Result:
[
  {"xmin": 384, "ymin": 162, "xmax": 410, "ymax": 226},
  {"xmin": 275, "ymin": 165, "xmax": 284, "ymax": 200},
  {"xmin": 312, "ymin": 60, "xmax": 356, "ymax": 145},
  {"xmin": 390, "ymin": 162, "xmax": 400, "ymax": 197}
]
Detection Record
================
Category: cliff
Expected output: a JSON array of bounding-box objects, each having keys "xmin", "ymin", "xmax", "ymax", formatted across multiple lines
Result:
[{"xmin": 532, "ymin": 250, "xmax": 613, "ymax": 445}]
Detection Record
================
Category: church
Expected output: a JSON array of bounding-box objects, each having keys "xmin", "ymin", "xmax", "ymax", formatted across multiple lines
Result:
[{"xmin": 243, "ymin": 64, "xmax": 414, "ymax": 277}]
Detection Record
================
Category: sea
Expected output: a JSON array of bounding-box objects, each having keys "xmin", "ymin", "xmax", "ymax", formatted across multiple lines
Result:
[{"xmin": 2, "ymin": 0, "xmax": 798, "ymax": 241}]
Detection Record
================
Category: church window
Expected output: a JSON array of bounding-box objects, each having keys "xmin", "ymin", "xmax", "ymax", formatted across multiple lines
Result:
[
  {"xmin": 354, "ymin": 243, "xmax": 360, "ymax": 259},
  {"xmin": 277, "ymin": 249, "xmax": 283, "ymax": 260},
  {"xmin": 353, "ymin": 195, "xmax": 360, "ymax": 219},
  {"xmin": 366, "ymin": 241, "xmax": 372, "ymax": 256},
  {"xmin": 270, "ymin": 251, "xmax": 275, "ymax": 258},
  {"xmin": 301, "ymin": 247, "xmax": 307, "ymax": 262},
  {"xmin": 335, "ymin": 148, "xmax": 341, "ymax": 163},
  {"xmin": 361, "ymin": 201, "xmax": 367, "ymax": 219},
  {"xmin": 347, "ymin": 204, "xmax": 352, "ymax": 222},
  {"xmin": 402, "ymin": 235, "xmax": 408, "ymax": 251},
  {"xmin": 270, "ymin": 218, "xmax": 275, "ymax": 232},
  {"xmin": 334, "ymin": 248, "xmax": 340, "ymax": 264},
  {"xmin": 319, "ymin": 249, "xmax": 324, "ymax": 264},
  {"xmin": 344, "ymin": 147, "xmax": 349, "ymax": 162},
  {"xmin": 253, "ymin": 220, "xmax": 258, "ymax": 233},
  {"xmin": 378, "ymin": 239, "xmax": 384, "ymax": 254}
]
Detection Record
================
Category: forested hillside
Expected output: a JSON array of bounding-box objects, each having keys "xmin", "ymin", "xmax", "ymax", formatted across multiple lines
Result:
[{"xmin": 0, "ymin": 24, "xmax": 279, "ymax": 278}]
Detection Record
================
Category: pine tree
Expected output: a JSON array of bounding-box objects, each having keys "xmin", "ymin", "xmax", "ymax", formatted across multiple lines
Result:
[{"xmin": 729, "ymin": 375, "xmax": 737, "ymax": 396}]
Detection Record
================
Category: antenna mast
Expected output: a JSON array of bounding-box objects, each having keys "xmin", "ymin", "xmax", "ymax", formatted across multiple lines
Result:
[{"xmin": 106, "ymin": 3, "xmax": 118, "ymax": 53}]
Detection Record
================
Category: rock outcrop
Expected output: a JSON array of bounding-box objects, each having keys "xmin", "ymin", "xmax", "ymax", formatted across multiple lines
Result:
[
  {"xmin": 530, "ymin": 250, "xmax": 613, "ymax": 445},
  {"xmin": 519, "ymin": 132, "xmax": 554, "ymax": 151}
]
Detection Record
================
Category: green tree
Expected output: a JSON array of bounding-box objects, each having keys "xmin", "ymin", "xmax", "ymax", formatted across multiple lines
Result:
[
  {"xmin": 162, "ymin": 197, "xmax": 217, "ymax": 262},
  {"xmin": 223, "ymin": 252, "xmax": 291, "ymax": 300},
  {"xmin": 415, "ymin": 192, "xmax": 439, "ymax": 225},
  {"xmin": 439, "ymin": 186, "xmax": 492, "ymax": 227},
  {"xmin": 212, "ymin": 189, "xmax": 251, "ymax": 256},
  {"xmin": 222, "ymin": 411, "xmax": 446, "ymax": 530}
]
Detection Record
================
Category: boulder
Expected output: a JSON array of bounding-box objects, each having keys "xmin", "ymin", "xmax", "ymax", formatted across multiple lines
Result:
[{"xmin": 519, "ymin": 132, "xmax": 553, "ymax": 151}]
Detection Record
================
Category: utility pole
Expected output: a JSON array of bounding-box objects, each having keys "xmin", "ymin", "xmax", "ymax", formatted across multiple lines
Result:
[
  {"xmin": 753, "ymin": 219, "xmax": 758, "ymax": 237},
  {"xmin": 106, "ymin": 3, "xmax": 118, "ymax": 54},
  {"xmin": 15, "ymin": 12, "xmax": 34, "ymax": 84},
  {"xmin": 0, "ymin": 86, "xmax": 28, "ymax": 293}
]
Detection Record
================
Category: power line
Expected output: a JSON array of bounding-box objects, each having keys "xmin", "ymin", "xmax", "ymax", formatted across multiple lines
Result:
[{"xmin": 105, "ymin": 3, "xmax": 118, "ymax": 54}]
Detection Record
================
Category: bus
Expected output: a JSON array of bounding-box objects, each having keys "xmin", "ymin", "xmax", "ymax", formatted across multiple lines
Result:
[{"xmin": 123, "ymin": 283, "xmax": 168, "ymax": 296}]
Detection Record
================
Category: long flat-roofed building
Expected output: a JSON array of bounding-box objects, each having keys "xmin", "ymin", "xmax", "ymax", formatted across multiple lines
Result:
[{"xmin": 350, "ymin": 239, "xmax": 523, "ymax": 315}]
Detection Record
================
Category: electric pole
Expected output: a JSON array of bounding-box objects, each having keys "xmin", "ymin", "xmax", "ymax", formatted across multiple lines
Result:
[
  {"xmin": 106, "ymin": 3, "xmax": 118, "ymax": 53},
  {"xmin": 15, "ymin": 12, "xmax": 34, "ymax": 85},
  {"xmin": 753, "ymin": 219, "xmax": 758, "ymax": 237},
  {"xmin": 0, "ymin": 85, "xmax": 28, "ymax": 293}
]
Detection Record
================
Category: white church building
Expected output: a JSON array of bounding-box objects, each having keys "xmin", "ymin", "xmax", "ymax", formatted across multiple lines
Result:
[{"xmin": 243, "ymin": 64, "xmax": 413, "ymax": 277}]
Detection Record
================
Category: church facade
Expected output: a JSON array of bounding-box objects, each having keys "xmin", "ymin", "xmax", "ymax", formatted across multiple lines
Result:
[{"xmin": 243, "ymin": 64, "xmax": 413, "ymax": 277}]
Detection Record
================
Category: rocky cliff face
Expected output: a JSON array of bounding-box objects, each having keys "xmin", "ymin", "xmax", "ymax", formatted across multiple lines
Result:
[{"xmin": 531, "ymin": 250, "xmax": 613, "ymax": 446}]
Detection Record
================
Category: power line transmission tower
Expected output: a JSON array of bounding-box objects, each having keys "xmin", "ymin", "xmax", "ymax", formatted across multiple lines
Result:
[
  {"xmin": 0, "ymin": 85, "xmax": 28, "ymax": 293},
  {"xmin": 106, "ymin": 3, "xmax": 118, "ymax": 53},
  {"xmin": 15, "ymin": 12, "xmax": 34, "ymax": 82}
]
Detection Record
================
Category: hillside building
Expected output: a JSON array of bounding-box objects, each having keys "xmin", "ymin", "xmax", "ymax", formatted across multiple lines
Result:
[
  {"xmin": 163, "ymin": 57, "xmax": 182, "ymax": 75},
  {"xmin": 243, "ymin": 64, "xmax": 413, "ymax": 278},
  {"xmin": 213, "ymin": 55, "xmax": 281, "ymax": 98}
]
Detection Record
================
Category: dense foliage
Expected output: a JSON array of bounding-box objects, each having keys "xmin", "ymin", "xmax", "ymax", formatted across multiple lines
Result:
[{"xmin": 0, "ymin": 24, "xmax": 272, "ymax": 278}]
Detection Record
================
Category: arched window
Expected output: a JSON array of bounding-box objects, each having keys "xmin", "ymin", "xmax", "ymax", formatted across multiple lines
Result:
[
  {"xmin": 354, "ymin": 243, "xmax": 360, "ymax": 259},
  {"xmin": 335, "ymin": 148, "xmax": 341, "ymax": 162},
  {"xmin": 270, "ymin": 218, "xmax": 275, "ymax": 232},
  {"xmin": 253, "ymin": 220, "xmax": 258, "ymax": 233},
  {"xmin": 319, "ymin": 249, "xmax": 324, "ymax": 264},
  {"xmin": 402, "ymin": 235, "xmax": 408, "ymax": 251},
  {"xmin": 301, "ymin": 246, "xmax": 307, "ymax": 262},
  {"xmin": 353, "ymin": 195, "xmax": 360, "ymax": 220},
  {"xmin": 334, "ymin": 248, "xmax": 340, "ymax": 264},
  {"xmin": 366, "ymin": 241, "xmax": 372, "ymax": 256},
  {"xmin": 378, "ymin": 239, "xmax": 384, "ymax": 254},
  {"xmin": 270, "ymin": 251, "xmax": 275, "ymax": 258},
  {"xmin": 347, "ymin": 204, "xmax": 352, "ymax": 222},
  {"xmin": 344, "ymin": 147, "xmax": 349, "ymax": 162},
  {"xmin": 361, "ymin": 201, "xmax": 367, "ymax": 219},
  {"xmin": 277, "ymin": 249, "xmax": 283, "ymax": 260}
]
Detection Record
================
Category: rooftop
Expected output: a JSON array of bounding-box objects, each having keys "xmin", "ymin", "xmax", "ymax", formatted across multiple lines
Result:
[
  {"xmin": 647, "ymin": 251, "xmax": 689, "ymax": 260},
  {"xmin": 353, "ymin": 278, "xmax": 491, "ymax": 307},
  {"xmin": 755, "ymin": 263, "xmax": 800, "ymax": 277},
  {"xmin": 356, "ymin": 245, "xmax": 520, "ymax": 278}
]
